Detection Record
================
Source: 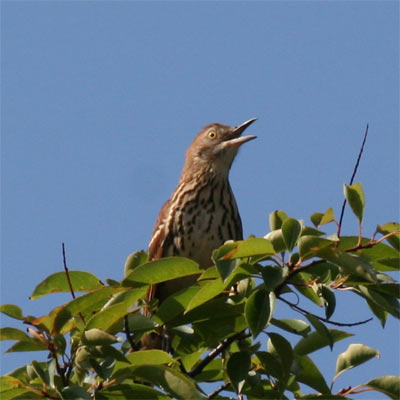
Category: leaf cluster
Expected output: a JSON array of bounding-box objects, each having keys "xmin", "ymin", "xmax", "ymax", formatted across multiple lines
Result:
[{"xmin": 1, "ymin": 183, "xmax": 399, "ymax": 399}]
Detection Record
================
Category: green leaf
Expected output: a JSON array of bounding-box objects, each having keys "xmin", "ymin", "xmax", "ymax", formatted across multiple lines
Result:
[
  {"xmin": 61, "ymin": 386, "xmax": 92, "ymax": 400},
  {"xmin": 344, "ymin": 182, "xmax": 365, "ymax": 223},
  {"xmin": 294, "ymin": 329, "xmax": 353, "ymax": 356},
  {"xmin": 316, "ymin": 247, "xmax": 377, "ymax": 282},
  {"xmin": 377, "ymin": 223, "xmax": 400, "ymax": 250},
  {"xmin": 306, "ymin": 314, "xmax": 333, "ymax": 350},
  {"xmin": 321, "ymin": 286, "xmax": 336, "ymax": 320},
  {"xmin": 270, "ymin": 318, "xmax": 311, "ymax": 336},
  {"xmin": 122, "ymin": 257, "xmax": 200, "ymax": 286},
  {"xmin": 53, "ymin": 287, "xmax": 126, "ymax": 335},
  {"xmin": 334, "ymin": 343, "xmax": 380, "ymax": 381},
  {"xmin": 215, "ymin": 259, "xmax": 238, "ymax": 282},
  {"xmin": 194, "ymin": 359, "xmax": 223, "ymax": 382},
  {"xmin": 0, "ymin": 328, "xmax": 30, "ymax": 341},
  {"xmin": 264, "ymin": 229, "xmax": 287, "ymax": 253},
  {"xmin": 310, "ymin": 212, "xmax": 324, "ymax": 228},
  {"xmin": 5, "ymin": 339, "xmax": 47, "ymax": 353},
  {"xmin": 126, "ymin": 350, "xmax": 175, "ymax": 366},
  {"xmin": 256, "ymin": 351, "xmax": 283, "ymax": 379},
  {"xmin": 261, "ymin": 266, "xmax": 289, "ymax": 291},
  {"xmin": 298, "ymin": 236, "xmax": 335, "ymax": 260},
  {"xmin": 126, "ymin": 313, "xmax": 157, "ymax": 333},
  {"xmin": 357, "ymin": 286, "xmax": 400, "ymax": 319},
  {"xmin": 366, "ymin": 375, "xmax": 400, "ymax": 400},
  {"xmin": 30, "ymin": 271, "xmax": 103, "ymax": 300},
  {"xmin": 282, "ymin": 218, "xmax": 302, "ymax": 251},
  {"xmin": 214, "ymin": 238, "xmax": 275, "ymax": 260},
  {"xmin": 115, "ymin": 365, "xmax": 206, "ymax": 399},
  {"xmin": 85, "ymin": 303, "xmax": 127, "ymax": 332},
  {"xmin": 366, "ymin": 298, "xmax": 388, "ymax": 327},
  {"xmin": 0, "ymin": 304, "xmax": 25, "ymax": 320},
  {"xmin": 292, "ymin": 355, "xmax": 330, "ymax": 394},
  {"xmin": 245, "ymin": 289, "xmax": 275, "ymax": 338},
  {"xmin": 81, "ymin": 328, "xmax": 119, "ymax": 345},
  {"xmin": 185, "ymin": 278, "xmax": 224, "ymax": 312},
  {"xmin": 268, "ymin": 332, "xmax": 293, "ymax": 373},
  {"xmin": 124, "ymin": 250, "xmax": 149, "ymax": 276},
  {"xmin": 99, "ymin": 384, "xmax": 169, "ymax": 399},
  {"xmin": 155, "ymin": 286, "xmax": 201, "ymax": 324},
  {"xmin": 227, "ymin": 351, "xmax": 251, "ymax": 393},
  {"xmin": 291, "ymin": 272, "xmax": 324, "ymax": 307},
  {"xmin": 269, "ymin": 210, "xmax": 289, "ymax": 230}
]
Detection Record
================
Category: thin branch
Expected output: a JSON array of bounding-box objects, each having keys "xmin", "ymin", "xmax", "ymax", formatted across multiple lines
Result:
[
  {"xmin": 278, "ymin": 296, "xmax": 372, "ymax": 327},
  {"xmin": 124, "ymin": 315, "xmax": 140, "ymax": 352},
  {"xmin": 208, "ymin": 381, "xmax": 231, "ymax": 399},
  {"xmin": 337, "ymin": 124, "xmax": 369, "ymax": 239},
  {"xmin": 188, "ymin": 331, "xmax": 251, "ymax": 377},
  {"xmin": 62, "ymin": 243, "xmax": 85, "ymax": 325},
  {"xmin": 62, "ymin": 243, "xmax": 76, "ymax": 300}
]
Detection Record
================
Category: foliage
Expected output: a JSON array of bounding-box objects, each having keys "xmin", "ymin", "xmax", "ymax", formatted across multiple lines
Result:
[{"xmin": 1, "ymin": 182, "xmax": 399, "ymax": 399}]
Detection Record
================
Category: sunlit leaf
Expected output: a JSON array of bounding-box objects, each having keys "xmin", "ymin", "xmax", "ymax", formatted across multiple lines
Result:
[
  {"xmin": 0, "ymin": 304, "xmax": 25, "ymax": 321},
  {"xmin": 30, "ymin": 271, "xmax": 103, "ymax": 300},
  {"xmin": 298, "ymin": 236, "xmax": 335, "ymax": 260},
  {"xmin": 81, "ymin": 328, "xmax": 119, "ymax": 345},
  {"xmin": 366, "ymin": 375, "xmax": 400, "ymax": 400},
  {"xmin": 377, "ymin": 223, "xmax": 400, "ymax": 251},
  {"xmin": 343, "ymin": 182, "xmax": 365, "ymax": 223},
  {"xmin": 124, "ymin": 250, "xmax": 149, "ymax": 276},
  {"xmin": 0, "ymin": 327, "xmax": 30, "ymax": 341},
  {"xmin": 123, "ymin": 257, "xmax": 200, "ymax": 286},
  {"xmin": 264, "ymin": 229, "xmax": 287, "ymax": 253},
  {"xmin": 269, "ymin": 210, "xmax": 289, "ymax": 230},
  {"xmin": 334, "ymin": 343, "xmax": 379, "ymax": 381},
  {"xmin": 215, "ymin": 238, "xmax": 275, "ymax": 260},
  {"xmin": 270, "ymin": 318, "xmax": 311, "ymax": 337}
]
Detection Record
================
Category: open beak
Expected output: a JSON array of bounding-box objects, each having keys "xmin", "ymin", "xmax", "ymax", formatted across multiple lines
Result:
[{"xmin": 225, "ymin": 118, "xmax": 257, "ymax": 148}]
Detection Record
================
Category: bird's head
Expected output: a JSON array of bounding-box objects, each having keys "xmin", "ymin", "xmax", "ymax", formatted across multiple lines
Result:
[{"xmin": 182, "ymin": 118, "xmax": 257, "ymax": 178}]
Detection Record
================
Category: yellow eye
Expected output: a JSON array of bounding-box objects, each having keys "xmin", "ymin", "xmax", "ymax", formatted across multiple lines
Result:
[{"xmin": 208, "ymin": 131, "xmax": 217, "ymax": 139}]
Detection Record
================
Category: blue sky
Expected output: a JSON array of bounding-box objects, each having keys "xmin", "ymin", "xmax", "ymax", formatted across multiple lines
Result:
[{"xmin": 1, "ymin": 0, "xmax": 399, "ymax": 394}]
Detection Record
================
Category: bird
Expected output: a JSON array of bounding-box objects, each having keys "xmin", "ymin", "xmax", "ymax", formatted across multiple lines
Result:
[{"xmin": 142, "ymin": 118, "xmax": 257, "ymax": 349}]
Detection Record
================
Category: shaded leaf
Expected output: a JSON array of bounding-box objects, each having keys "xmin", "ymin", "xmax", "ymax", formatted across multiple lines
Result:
[
  {"xmin": 294, "ymin": 329, "xmax": 353, "ymax": 356},
  {"xmin": 282, "ymin": 218, "xmax": 302, "ymax": 251},
  {"xmin": 100, "ymin": 383, "xmax": 169, "ymax": 399},
  {"xmin": 292, "ymin": 355, "xmax": 330, "ymax": 394},
  {"xmin": 5, "ymin": 339, "xmax": 47, "ymax": 353},
  {"xmin": 30, "ymin": 271, "xmax": 103, "ymax": 300},
  {"xmin": 268, "ymin": 332, "xmax": 293, "ymax": 373},
  {"xmin": 227, "ymin": 351, "xmax": 251, "ymax": 393},
  {"xmin": 357, "ymin": 286, "xmax": 400, "ymax": 319},
  {"xmin": 334, "ymin": 343, "xmax": 380, "ymax": 381},
  {"xmin": 264, "ymin": 229, "xmax": 287, "ymax": 253},
  {"xmin": 245, "ymin": 289, "xmax": 275, "ymax": 338},
  {"xmin": 262, "ymin": 266, "xmax": 288, "ymax": 292},
  {"xmin": 321, "ymin": 286, "xmax": 336, "ymax": 320},
  {"xmin": 298, "ymin": 236, "xmax": 335, "ymax": 260},
  {"xmin": 306, "ymin": 314, "xmax": 333, "ymax": 350},
  {"xmin": 256, "ymin": 351, "xmax": 283, "ymax": 379}
]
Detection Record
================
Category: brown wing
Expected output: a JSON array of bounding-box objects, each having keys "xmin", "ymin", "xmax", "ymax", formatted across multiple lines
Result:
[{"xmin": 146, "ymin": 199, "xmax": 173, "ymax": 310}]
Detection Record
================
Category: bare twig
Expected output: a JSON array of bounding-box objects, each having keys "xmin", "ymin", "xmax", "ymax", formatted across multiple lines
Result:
[
  {"xmin": 337, "ymin": 124, "xmax": 369, "ymax": 239},
  {"xmin": 124, "ymin": 315, "xmax": 140, "ymax": 352},
  {"xmin": 62, "ymin": 243, "xmax": 76, "ymax": 300},
  {"xmin": 278, "ymin": 296, "xmax": 372, "ymax": 327},
  {"xmin": 208, "ymin": 381, "xmax": 231, "ymax": 399},
  {"xmin": 188, "ymin": 331, "xmax": 251, "ymax": 377},
  {"xmin": 62, "ymin": 243, "xmax": 85, "ymax": 324}
]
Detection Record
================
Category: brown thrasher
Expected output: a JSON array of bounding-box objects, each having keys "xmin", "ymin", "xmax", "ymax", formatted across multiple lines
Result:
[{"xmin": 142, "ymin": 118, "xmax": 257, "ymax": 349}]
